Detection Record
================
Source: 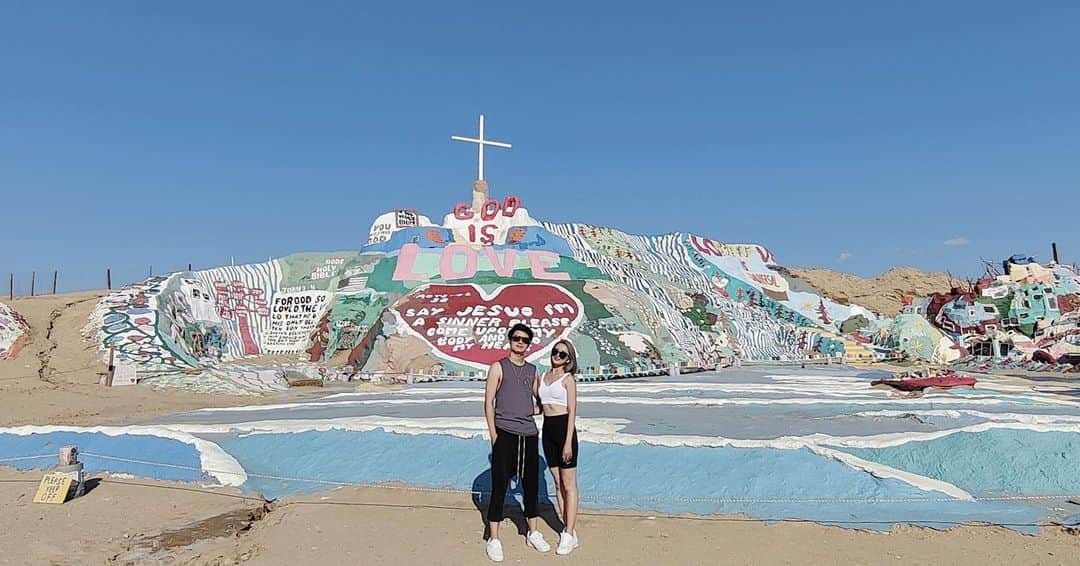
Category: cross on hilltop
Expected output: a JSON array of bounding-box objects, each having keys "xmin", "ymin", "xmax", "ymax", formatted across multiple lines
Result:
[{"xmin": 451, "ymin": 114, "xmax": 511, "ymax": 182}]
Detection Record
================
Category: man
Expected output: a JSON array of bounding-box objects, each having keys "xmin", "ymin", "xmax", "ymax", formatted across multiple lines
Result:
[{"xmin": 484, "ymin": 323, "xmax": 550, "ymax": 562}]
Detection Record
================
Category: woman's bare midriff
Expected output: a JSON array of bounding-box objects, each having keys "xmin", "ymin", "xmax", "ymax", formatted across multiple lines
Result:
[{"xmin": 542, "ymin": 404, "xmax": 568, "ymax": 417}]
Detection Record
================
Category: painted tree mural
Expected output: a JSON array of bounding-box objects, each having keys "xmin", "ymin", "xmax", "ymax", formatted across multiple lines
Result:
[
  {"xmin": 816, "ymin": 299, "xmax": 832, "ymax": 325},
  {"xmin": 214, "ymin": 280, "xmax": 270, "ymax": 356}
]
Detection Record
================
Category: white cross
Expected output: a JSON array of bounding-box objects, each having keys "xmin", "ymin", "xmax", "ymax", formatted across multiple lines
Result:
[{"xmin": 451, "ymin": 114, "xmax": 511, "ymax": 181}]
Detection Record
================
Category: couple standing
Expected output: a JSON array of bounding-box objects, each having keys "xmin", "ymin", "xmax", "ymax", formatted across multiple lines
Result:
[{"xmin": 483, "ymin": 323, "xmax": 580, "ymax": 562}]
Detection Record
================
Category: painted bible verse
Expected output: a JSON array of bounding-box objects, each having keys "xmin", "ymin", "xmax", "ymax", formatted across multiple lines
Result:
[{"xmin": 393, "ymin": 283, "xmax": 584, "ymax": 368}]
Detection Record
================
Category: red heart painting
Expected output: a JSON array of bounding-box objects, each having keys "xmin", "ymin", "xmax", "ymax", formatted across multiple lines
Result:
[{"xmin": 394, "ymin": 283, "xmax": 584, "ymax": 368}]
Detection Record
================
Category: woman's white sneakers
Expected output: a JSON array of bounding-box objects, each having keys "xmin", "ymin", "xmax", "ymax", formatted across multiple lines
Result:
[
  {"xmin": 485, "ymin": 538, "xmax": 504, "ymax": 562},
  {"xmin": 556, "ymin": 531, "xmax": 580, "ymax": 555},
  {"xmin": 526, "ymin": 530, "xmax": 551, "ymax": 552}
]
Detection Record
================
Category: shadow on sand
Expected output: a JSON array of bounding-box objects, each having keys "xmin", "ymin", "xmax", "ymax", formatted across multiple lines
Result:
[{"xmin": 471, "ymin": 455, "xmax": 563, "ymax": 540}]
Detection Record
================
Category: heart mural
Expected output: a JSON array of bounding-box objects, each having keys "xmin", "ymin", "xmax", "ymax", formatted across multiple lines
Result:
[{"xmin": 393, "ymin": 283, "xmax": 584, "ymax": 368}]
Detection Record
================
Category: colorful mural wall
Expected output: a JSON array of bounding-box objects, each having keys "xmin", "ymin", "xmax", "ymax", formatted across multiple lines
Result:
[
  {"xmin": 945, "ymin": 257, "xmax": 1080, "ymax": 368},
  {"xmin": 839, "ymin": 255, "xmax": 1080, "ymax": 369},
  {"xmin": 0, "ymin": 301, "xmax": 29, "ymax": 360}
]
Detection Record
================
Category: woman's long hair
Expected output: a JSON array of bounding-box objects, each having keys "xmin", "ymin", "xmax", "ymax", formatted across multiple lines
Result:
[{"xmin": 553, "ymin": 339, "xmax": 579, "ymax": 375}]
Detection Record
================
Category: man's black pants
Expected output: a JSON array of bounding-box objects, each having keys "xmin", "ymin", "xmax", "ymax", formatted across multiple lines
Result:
[{"xmin": 487, "ymin": 428, "xmax": 539, "ymax": 523}]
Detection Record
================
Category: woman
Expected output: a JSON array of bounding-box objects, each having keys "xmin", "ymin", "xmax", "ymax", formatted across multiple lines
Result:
[{"xmin": 535, "ymin": 339, "xmax": 580, "ymax": 556}]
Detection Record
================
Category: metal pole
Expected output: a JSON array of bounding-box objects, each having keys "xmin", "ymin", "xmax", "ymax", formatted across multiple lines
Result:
[
  {"xmin": 30, "ymin": 271, "xmax": 35, "ymax": 297},
  {"xmin": 1052, "ymin": 242, "xmax": 1060, "ymax": 264},
  {"xmin": 52, "ymin": 270, "xmax": 58, "ymax": 295},
  {"xmin": 7, "ymin": 273, "xmax": 12, "ymax": 300},
  {"xmin": 106, "ymin": 268, "xmax": 112, "ymax": 290}
]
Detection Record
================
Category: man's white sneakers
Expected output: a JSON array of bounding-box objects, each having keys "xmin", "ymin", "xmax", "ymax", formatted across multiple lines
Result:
[
  {"xmin": 489, "ymin": 531, "xmax": 559, "ymax": 561},
  {"xmin": 556, "ymin": 531, "xmax": 580, "ymax": 555},
  {"xmin": 526, "ymin": 530, "xmax": 551, "ymax": 552}
]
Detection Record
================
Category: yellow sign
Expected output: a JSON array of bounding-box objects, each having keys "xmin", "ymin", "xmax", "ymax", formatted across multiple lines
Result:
[{"xmin": 33, "ymin": 473, "xmax": 73, "ymax": 504}]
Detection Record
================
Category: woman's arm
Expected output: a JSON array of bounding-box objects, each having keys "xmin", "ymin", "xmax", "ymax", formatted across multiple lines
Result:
[
  {"xmin": 563, "ymin": 375, "xmax": 577, "ymax": 459},
  {"xmin": 533, "ymin": 371, "xmax": 543, "ymax": 415}
]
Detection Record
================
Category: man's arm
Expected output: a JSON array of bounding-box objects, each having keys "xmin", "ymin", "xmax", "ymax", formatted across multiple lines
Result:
[{"xmin": 484, "ymin": 361, "xmax": 502, "ymax": 445}]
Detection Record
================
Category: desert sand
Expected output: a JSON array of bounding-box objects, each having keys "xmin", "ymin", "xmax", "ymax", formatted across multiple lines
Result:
[
  {"xmin": 2, "ymin": 468, "xmax": 1078, "ymax": 566},
  {"xmin": 3, "ymin": 292, "xmax": 1080, "ymax": 565}
]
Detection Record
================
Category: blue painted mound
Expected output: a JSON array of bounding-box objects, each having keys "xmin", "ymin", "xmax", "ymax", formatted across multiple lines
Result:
[
  {"xmin": 845, "ymin": 429, "xmax": 1080, "ymax": 496},
  {"xmin": 218, "ymin": 429, "xmax": 1043, "ymax": 532},
  {"xmin": 0, "ymin": 432, "xmax": 205, "ymax": 482}
]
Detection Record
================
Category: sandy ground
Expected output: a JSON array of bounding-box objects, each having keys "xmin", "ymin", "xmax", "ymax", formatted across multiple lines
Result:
[
  {"xmin": 0, "ymin": 469, "xmax": 266, "ymax": 565},
  {"xmin": 0, "ymin": 292, "xmax": 294, "ymax": 427},
  {"xmin": 4, "ymin": 291, "xmax": 1080, "ymax": 565},
  {"xmin": 2, "ymin": 469, "xmax": 1079, "ymax": 566}
]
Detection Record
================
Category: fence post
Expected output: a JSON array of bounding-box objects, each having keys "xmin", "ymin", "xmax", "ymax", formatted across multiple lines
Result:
[
  {"xmin": 30, "ymin": 271, "xmax": 35, "ymax": 297},
  {"xmin": 52, "ymin": 270, "xmax": 58, "ymax": 295},
  {"xmin": 107, "ymin": 345, "xmax": 115, "ymax": 387},
  {"xmin": 106, "ymin": 268, "xmax": 112, "ymax": 290}
]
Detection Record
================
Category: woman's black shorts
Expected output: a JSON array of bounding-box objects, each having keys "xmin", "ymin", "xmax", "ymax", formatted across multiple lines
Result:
[{"xmin": 542, "ymin": 413, "xmax": 578, "ymax": 469}]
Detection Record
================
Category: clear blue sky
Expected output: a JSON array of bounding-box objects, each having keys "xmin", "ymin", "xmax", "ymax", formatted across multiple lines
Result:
[{"xmin": 2, "ymin": 1, "xmax": 1078, "ymax": 292}]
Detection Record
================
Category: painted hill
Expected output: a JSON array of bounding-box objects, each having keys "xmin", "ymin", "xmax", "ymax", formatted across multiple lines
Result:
[
  {"xmin": 82, "ymin": 183, "xmax": 1080, "ymax": 392},
  {"xmin": 84, "ymin": 184, "xmax": 875, "ymax": 391},
  {"xmin": 0, "ymin": 301, "xmax": 29, "ymax": 360}
]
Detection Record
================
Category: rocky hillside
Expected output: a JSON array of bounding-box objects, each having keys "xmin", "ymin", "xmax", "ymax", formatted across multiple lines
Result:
[{"xmin": 785, "ymin": 267, "xmax": 956, "ymax": 316}]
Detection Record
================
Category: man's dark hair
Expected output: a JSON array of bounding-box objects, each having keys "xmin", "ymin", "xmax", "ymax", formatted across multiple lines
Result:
[{"xmin": 507, "ymin": 323, "xmax": 534, "ymax": 342}]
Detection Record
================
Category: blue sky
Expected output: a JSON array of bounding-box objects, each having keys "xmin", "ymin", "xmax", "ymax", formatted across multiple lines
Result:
[{"xmin": 2, "ymin": 1, "xmax": 1077, "ymax": 292}]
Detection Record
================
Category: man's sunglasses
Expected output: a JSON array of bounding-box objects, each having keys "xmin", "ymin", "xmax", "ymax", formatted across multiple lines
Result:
[
  {"xmin": 551, "ymin": 350, "xmax": 569, "ymax": 360},
  {"xmin": 510, "ymin": 335, "xmax": 531, "ymax": 344}
]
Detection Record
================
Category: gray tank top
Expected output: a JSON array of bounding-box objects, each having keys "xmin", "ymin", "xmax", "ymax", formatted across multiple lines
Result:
[{"xmin": 493, "ymin": 357, "xmax": 538, "ymax": 436}]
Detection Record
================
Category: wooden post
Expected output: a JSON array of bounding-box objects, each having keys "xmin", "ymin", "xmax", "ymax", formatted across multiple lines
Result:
[
  {"xmin": 106, "ymin": 268, "xmax": 112, "ymax": 290},
  {"xmin": 107, "ymin": 345, "xmax": 115, "ymax": 387},
  {"xmin": 1052, "ymin": 242, "xmax": 1060, "ymax": 264},
  {"xmin": 52, "ymin": 271, "xmax": 58, "ymax": 295},
  {"xmin": 30, "ymin": 271, "xmax": 35, "ymax": 297},
  {"xmin": 7, "ymin": 273, "xmax": 12, "ymax": 300}
]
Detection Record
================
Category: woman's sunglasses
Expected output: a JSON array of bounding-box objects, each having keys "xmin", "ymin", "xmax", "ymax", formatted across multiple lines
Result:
[
  {"xmin": 510, "ymin": 335, "xmax": 531, "ymax": 344},
  {"xmin": 551, "ymin": 350, "xmax": 569, "ymax": 360}
]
